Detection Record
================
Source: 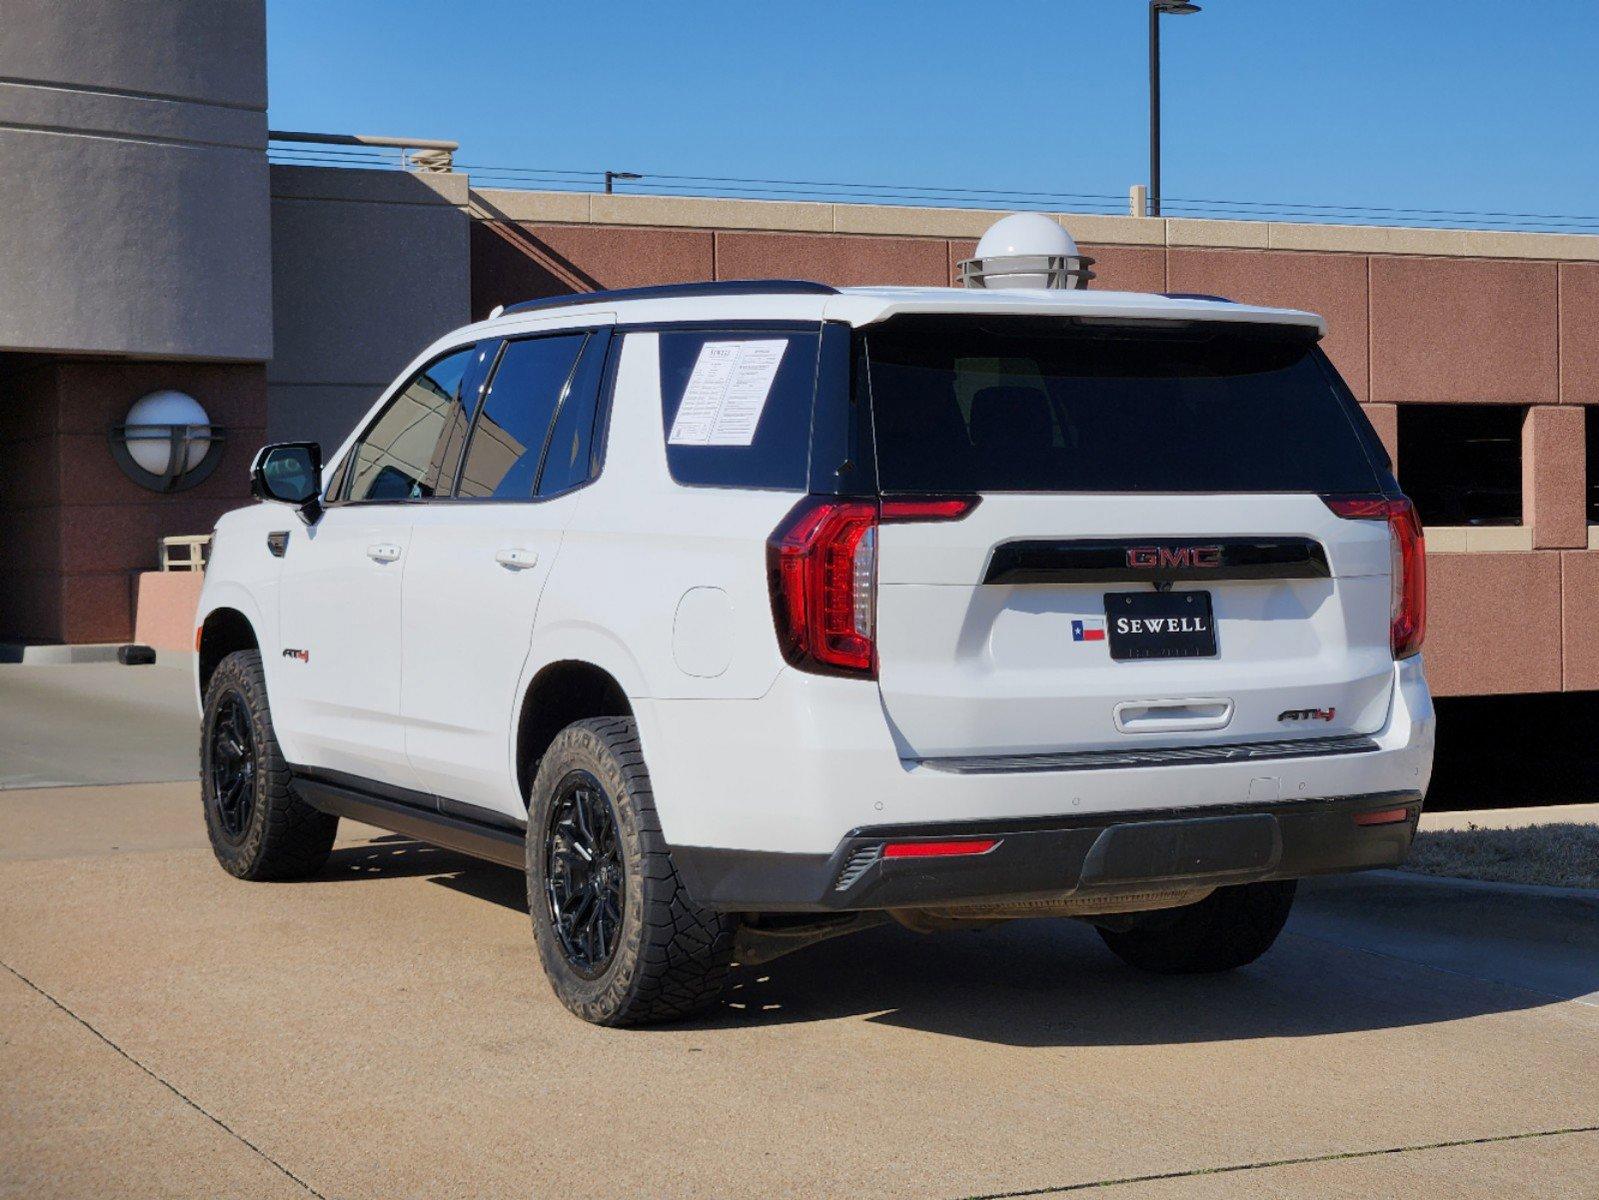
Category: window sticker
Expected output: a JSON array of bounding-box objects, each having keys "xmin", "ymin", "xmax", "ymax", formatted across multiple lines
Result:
[{"xmin": 667, "ymin": 339, "xmax": 788, "ymax": 447}]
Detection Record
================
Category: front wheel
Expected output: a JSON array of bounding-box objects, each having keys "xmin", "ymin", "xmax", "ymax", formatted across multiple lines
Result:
[
  {"xmin": 201, "ymin": 649, "xmax": 337, "ymax": 880},
  {"xmin": 1096, "ymin": 880, "xmax": 1296, "ymax": 974},
  {"xmin": 526, "ymin": 717, "xmax": 735, "ymax": 1026}
]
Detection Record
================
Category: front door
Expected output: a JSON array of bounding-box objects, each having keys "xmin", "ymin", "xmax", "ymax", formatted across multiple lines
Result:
[
  {"xmin": 274, "ymin": 506, "xmax": 415, "ymax": 784},
  {"xmin": 273, "ymin": 342, "xmax": 485, "ymax": 788}
]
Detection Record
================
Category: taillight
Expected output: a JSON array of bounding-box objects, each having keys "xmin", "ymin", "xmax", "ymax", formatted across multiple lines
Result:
[
  {"xmin": 767, "ymin": 495, "xmax": 978, "ymax": 678},
  {"xmin": 1322, "ymin": 494, "xmax": 1427, "ymax": 660}
]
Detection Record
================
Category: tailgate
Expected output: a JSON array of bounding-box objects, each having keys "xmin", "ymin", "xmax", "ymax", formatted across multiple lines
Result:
[{"xmin": 875, "ymin": 493, "xmax": 1394, "ymax": 759}]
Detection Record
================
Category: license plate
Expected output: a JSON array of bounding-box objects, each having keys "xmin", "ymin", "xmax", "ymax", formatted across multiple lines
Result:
[{"xmin": 1104, "ymin": 591, "xmax": 1217, "ymax": 661}]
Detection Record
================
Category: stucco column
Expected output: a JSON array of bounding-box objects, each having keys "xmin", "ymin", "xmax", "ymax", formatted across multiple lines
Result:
[{"xmin": 1523, "ymin": 405, "xmax": 1587, "ymax": 548}]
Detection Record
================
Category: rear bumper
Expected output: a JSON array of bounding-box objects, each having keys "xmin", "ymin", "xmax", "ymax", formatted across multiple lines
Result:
[
  {"xmin": 638, "ymin": 655, "xmax": 1435, "ymax": 863},
  {"xmin": 669, "ymin": 790, "xmax": 1423, "ymax": 912}
]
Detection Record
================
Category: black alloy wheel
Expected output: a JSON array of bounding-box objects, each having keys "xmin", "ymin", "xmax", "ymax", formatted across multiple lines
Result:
[
  {"xmin": 544, "ymin": 770, "xmax": 625, "ymax": 977},
  {"xmin": 208, "ymin": 691, "xmax": 257, "ymax": 842}
]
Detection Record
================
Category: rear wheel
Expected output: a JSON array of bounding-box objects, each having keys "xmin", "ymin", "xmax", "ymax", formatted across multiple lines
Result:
[
  {"xmin": 201, "ymin": 649, "xmax": 337, "ymax": 880},
  {"xmin": 1096, "ymin": 880, "xmax": 1296, "ymax": 974},
  {"xmin": 527, "ymin": 717, "xmax": 735, "ymax": 1026}
]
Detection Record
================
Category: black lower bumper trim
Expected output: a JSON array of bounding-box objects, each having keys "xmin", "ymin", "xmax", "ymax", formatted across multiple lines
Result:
[{"xmin": 669, "ymin": 791, "xmax": 1424, "ymax": 913}]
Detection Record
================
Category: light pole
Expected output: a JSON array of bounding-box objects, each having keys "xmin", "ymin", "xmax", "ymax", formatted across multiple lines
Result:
[
  {"xmin": 1148, "ymin": 0, "xmax": 1201, "ymax": 217},
  {"xmin": 604, "ymin": 170, "xmax": 642, "ymax": 194}
]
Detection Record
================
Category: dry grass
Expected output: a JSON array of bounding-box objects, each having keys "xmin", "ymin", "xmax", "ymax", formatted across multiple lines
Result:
[{"xmin": 1402, "ymin": 823, "xmax": 1599, "ymax": 890}]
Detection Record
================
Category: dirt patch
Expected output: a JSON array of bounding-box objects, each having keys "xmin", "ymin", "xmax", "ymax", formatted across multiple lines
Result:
[{"xmin": 1403, "ymin": 823, "xmax": 1599, "ymax": 889}]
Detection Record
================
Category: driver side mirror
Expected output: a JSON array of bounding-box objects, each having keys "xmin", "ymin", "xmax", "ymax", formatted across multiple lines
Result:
[{"xmin": 251, "ymin": 442, "xmax": 324, "ymax": 524}]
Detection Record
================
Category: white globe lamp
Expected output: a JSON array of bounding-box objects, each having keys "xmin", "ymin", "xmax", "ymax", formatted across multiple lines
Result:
[{"xmin": 110, "ymin": 390, "xmax": 226, "ymax": 492}]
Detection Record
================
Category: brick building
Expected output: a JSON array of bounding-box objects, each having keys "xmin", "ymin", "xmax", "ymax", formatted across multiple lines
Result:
[{"xmin": 2, "ymin": 0, "xmax": 1597, "ymax": 704}]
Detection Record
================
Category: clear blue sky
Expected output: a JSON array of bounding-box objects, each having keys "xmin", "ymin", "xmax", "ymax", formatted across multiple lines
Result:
[{"xmin": 266, "ymin": 0, "xmax": 1599, "ymax": 227}]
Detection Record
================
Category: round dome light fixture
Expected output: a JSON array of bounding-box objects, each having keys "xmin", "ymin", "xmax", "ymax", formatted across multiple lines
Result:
[
  {"xmin": 957, "ymin": 213, "xmax": 1095, "ymax": 290},
  {"xmin": 109, "ymin": 390, "xmax": 227, "ymax": 492}
]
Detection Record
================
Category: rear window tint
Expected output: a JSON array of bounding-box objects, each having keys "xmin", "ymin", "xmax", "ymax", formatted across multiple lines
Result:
[
  {"xmin": 862, "ymin": 316, "xmax": 1382, "ymax": 494},
  {"xmin": 658, "ymin": 328, "xmax": 819, "ymax": 490}
]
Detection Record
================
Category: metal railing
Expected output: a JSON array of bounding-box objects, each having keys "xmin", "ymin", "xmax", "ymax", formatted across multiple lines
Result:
[
  {"xmin": 262, "ymin": 136, "xmax": 1599, "ymax": 235},
  {"xmin": 268, "ymin": 130, "xmax": 458, "ymax": 173}
]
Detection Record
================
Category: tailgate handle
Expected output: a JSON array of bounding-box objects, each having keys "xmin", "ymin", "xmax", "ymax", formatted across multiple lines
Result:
[{"xmin": 1114, "ymin": 698, "xmax": 1233, "ymax": 735}]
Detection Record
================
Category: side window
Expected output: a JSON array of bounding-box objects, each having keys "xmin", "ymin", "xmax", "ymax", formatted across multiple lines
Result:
[
  {"xmin": 457, "ymin": 334, "xmax": 586, "ymax": 500},
  {"xmin": 322, "ymin": 452, "xmax": 349, "ymax": 503},
  {"xmin": 537, "ymin": 331, "xmax": 611, "ymax": 496},
  {"xmin": 345, "ymin": 347, "xmax": 477, "ymax": 502},
  {"xmin": 658, "ymin": 327, "xmax": 820, "ymax": 490}
]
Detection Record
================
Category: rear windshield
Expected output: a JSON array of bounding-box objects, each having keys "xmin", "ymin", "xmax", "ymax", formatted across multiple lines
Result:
[{"xmin": 861, "ymin": 316, "xmax": 1383, "ymax": 494}]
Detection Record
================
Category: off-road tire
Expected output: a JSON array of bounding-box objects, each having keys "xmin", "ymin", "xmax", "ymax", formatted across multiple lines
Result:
[
  {"xmin": 1096, "ymin": 879, "xmax": 1297, "ymax": 974},
  {"xmin": 201, "ymin": 649, "xmax": 337, "ymax": 880},
  {"xmin": 527, "ymin": 717, "xmax": 736, "ymax": 1026}
]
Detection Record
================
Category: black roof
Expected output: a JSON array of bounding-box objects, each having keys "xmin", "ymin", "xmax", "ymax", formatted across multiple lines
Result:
[{"xmin": 501, "ymin": 279, "xmax": 838, "ymax": 316}]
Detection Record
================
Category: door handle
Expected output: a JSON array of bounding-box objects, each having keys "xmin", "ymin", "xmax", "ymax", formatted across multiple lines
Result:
[
  {"xmin": 494, "ymin": 548, "xmax": 539, "ymax": 570},
  {"xmin": 366, "ymin": 543, "xmax": 403, "ymax": 563}
]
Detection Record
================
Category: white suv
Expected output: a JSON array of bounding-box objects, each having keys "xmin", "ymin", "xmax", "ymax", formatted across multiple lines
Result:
[{"xmin": 196, "ymin": 279, "xmax": 1435, "ymax": 1025}]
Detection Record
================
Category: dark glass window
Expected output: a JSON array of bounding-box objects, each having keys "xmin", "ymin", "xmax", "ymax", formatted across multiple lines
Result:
[
  {"xmin": 537, "ymin": 332, "xmax": 610, "ymax": 496},
  {"xmin": 658, "ymin": 328, "xmax": 820, "ymax": 490},
  {"xmin": 862, "ymin": 317, "xmax": 1382, "ymax": 494},
  {"xmin": 458, "ymin": 334, "xmax": 586, "ymax": 500},
  {"xmin": 1398, "ymin": 404, "xmax": 1524, "ymax": 526},
  {"xmin": 346, "ymin": 346, "xmax": 477, "ymax": 502},
  {"xmin": 1587, "ymin": 407, "xmax": 1599, "ymax": 526}
]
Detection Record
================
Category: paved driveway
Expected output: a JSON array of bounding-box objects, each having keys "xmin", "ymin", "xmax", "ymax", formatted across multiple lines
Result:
[
  {"xmin": 2, "ymin": 781, "xmax": 1595, "ymax": 1199},
  {"xmin": 0, "ymin": 660, "xmax": 197, "ymax": 789}
]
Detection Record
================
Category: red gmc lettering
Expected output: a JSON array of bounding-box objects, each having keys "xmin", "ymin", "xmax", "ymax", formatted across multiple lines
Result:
[{"xmin": 1126, "ymin": 545, "xmax": 1223, "ymax": 569}]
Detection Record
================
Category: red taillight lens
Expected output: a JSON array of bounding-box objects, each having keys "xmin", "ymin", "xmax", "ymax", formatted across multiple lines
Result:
[
  {"xmin": 768, "ymin": 498, "xmax": 878, "ymax": 676},
  {"xmin": 880, "ymin": 496, "xmax": 980, "ymax": 523},
  {"xmin": 767, "ymin": 495, "xmax": 978, "ymax": 678},
  {"xmin": 1323, "ymin": 494, "xmax": 1427, "ymax": 660},
  {"xmin": 881, "ymin": 838, "xmax": 1000, "ymax": 858}
]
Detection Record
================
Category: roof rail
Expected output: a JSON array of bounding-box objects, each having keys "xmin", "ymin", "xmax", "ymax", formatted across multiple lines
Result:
[
  {"xmin": 1161, "ymin": 292, "xmax": 1235, "ymax": 303},
  {"xmin": 501, "ymin": 279, "xmax": 838, "ymax": 316}
]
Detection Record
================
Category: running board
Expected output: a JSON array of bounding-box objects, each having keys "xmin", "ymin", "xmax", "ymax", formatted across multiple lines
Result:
[{"xmin": 290, "ymin": 771, "xmax": 525, "ymax": 870}]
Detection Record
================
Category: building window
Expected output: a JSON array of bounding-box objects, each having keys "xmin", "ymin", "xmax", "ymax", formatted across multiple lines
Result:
[
  {"xmin": 1397, "ymin": 404, "xmax": 1524, "ymax": 527},
  {"xmin": 1588, "ymin": 407, "xmax": 1599, "ymax": 526}
]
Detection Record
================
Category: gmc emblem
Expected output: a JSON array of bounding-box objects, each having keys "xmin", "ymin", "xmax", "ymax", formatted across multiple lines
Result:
[{"xmin": 1126, "ymin": 545, "xmax": 1223, "ymax": 569}]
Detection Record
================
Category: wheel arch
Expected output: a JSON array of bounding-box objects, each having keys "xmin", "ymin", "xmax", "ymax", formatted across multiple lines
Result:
[
  {"xmin": 515, "ymin": 659, "xmax": 635, "ymax": 802},
  {"xmin": 198, "ymin": 606, "xmax": 260, "ymax": 696}
]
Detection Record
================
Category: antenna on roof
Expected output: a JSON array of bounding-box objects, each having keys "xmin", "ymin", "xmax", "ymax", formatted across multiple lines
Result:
[{"xmin": 957, "ymin": 213, "xmax": 1095, "ymax": 290}]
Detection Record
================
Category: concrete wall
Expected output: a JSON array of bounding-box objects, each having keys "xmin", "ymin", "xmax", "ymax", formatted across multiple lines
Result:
[
  {"xmin": 467, "ymin": 189, "xmax": 1599, "ymax": 698},
  {"xmin": 0, "ymin": 0, "xmax": 272, "ymax": 362},
  {"xmin": 266, "ymin": 166, "xmax": 472, "ymax": 455}
]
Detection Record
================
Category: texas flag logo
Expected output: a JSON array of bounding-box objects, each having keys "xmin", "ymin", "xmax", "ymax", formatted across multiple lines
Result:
[{"xmin": 1072, "ymin": 619, "xmax": 1106, "ymax": 643}]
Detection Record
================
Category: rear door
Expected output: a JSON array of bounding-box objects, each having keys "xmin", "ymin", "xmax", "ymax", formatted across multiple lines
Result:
[
  {"xmin": 861, "ymin": 315, "xmax": 1398, "ymax": 760},
  {"xmin": 401, "ymin": 325, "xmax": 612, "ymax": 819}
]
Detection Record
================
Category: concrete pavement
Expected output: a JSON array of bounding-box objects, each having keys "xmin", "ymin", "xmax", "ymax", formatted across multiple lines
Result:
[
  {"xmin": 2, "ymin": 781, "xmax": 1596, "ymax": 1199},
  {"xmin": 0, "ymin": 659, "xmax": 197, "ymax": 789}
]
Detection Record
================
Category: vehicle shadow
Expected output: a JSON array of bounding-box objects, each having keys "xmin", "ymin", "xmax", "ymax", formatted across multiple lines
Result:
[{"xmin": 320, "ymin": 836, "xmax": 1591, "ymax": 1048}]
